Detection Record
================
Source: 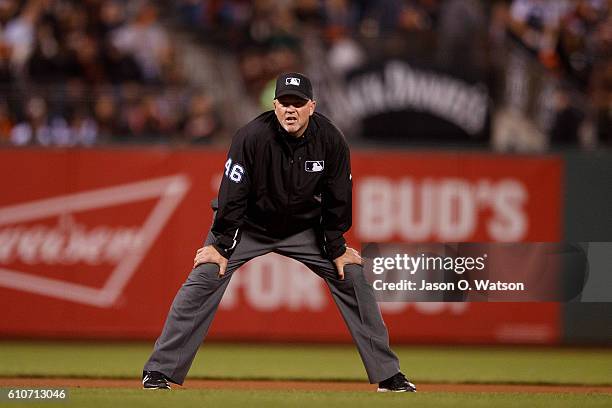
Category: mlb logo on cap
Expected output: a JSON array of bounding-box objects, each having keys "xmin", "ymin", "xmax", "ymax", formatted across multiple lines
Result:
[
  {"xmin": 285, "ymin": 77, "xmax": 300, "ymax": 86},
  {"xmin": 275, "ymin": 72, "xmax": 313, "ymax": 100}
]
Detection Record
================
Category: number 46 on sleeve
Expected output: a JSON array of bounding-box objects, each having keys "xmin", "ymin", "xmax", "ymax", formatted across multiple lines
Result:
[{"xmin": 224, "ymin": 158, "xmax": 245, "ymax": 183}]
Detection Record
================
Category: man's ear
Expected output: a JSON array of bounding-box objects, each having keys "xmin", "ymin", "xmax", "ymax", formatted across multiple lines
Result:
[{"xmin": 309, "ymin": 100, "xmax": 316, "ymax": 116}]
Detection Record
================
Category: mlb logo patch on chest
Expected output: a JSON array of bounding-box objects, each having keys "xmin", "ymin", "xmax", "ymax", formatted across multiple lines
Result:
[{"xmin": 305, "ymin": 161, "xmax": 324, "ymax": 172}]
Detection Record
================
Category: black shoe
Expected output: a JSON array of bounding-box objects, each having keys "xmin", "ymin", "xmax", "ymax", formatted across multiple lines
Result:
[
  {"xmin": 142, "ymin": 371, "xmax": 171, "ymax": 390},
  {"xmin": 377, "ymin": 372, "xmax": 417, "ymax": 392}
]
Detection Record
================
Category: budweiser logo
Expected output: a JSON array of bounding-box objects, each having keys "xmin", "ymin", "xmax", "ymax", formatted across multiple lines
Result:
[
  {"xmin": 0, "ymin": 214, "xmax": 142, "ymax": 265},
  {"xmin": 0, "ymin": 175, "xmax": 190, "ymax": 307}
]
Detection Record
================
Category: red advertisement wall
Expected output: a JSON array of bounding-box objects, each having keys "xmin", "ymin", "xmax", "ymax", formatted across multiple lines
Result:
[{"xmin": 0, "ymin": 148, "xmax": 562, "ymax": 344}]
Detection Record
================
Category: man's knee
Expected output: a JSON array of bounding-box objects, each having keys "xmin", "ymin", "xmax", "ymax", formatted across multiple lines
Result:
[
  {"xmin": 343, "ymin": 263, "xmax": 366, "ymax": 282},
  {"xmin": 186, "ymin": 263, "xmax": 228, "ymax": 286}
]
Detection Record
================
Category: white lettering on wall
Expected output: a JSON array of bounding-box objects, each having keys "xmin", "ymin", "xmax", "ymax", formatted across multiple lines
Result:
[
  {"xmin": 0, "ymin": 214, "xmax": 142, "ymax": 265},
  {"xmin": 357, "ymin": 177, "xmax": 528, "ymax": 242},
  {"xmin": 347, "ymin": 61, "xmax": 489, "ymax": 135}
]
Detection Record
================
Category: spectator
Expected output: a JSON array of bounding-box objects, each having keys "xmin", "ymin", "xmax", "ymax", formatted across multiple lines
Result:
[
  {"xmin": 10, "ymin": 95, "xmax": 49, "ymax": 145},
  {"xmin": 69, "ymin": 108, "xmax": 98, "ymax": 146},
  {"xmin": 93, "ymin": 92, "xmax": 118, "ymax": 140},
  {"xmin": 0, "ymin": 100, "xmax": 14, "ymax": 144},
  {"xmin": 181, "ymin": 93, "xmax": 220, "ymax": 144},
  {"xmin": 398, "ymin": 0, "xmax": 441, "ymax": 32},
  {"xmin": 98, "ymin": 0, "xmax": 127, "ymax": 35},
  {"xmin": 27, "ymin": 22, "xmax": 66, "ymax": 82},
  {"xmin": 549, "ymin": 87, "xmax": 585, "ymax": 146},
  {"xmin": 507, "ymin": 0, "xmax": 570, "ymax": 67},
  {"xmin": 326, "ymin": 28, "xmax": 366, "ymax": 76},
  {"xmin": 591, "ymin": 8, "xmax": 612, "ymax": 145},
  {"xmin": 437, "ymin": 0, "xmax": 487, "ymax": 78},
  {"xmin": 111, "ymin": 2, "xmax": 171, "ymax": 83},
  {"xmin": 3, "ymin": 0, "xmax": 43, "ymax": 79},
  {"xmin": 557, "ymin": 0, "xmax": 604, "ymax": 90},
  {"xmin": 0, "ymin": 37, "xmax": 13, "ymax": 84}
]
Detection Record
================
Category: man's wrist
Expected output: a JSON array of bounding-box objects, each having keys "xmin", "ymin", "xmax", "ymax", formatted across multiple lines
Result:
[
  {"xmin": 211, "ymin": 243, "xmax": 231, "ymax": 260},
  {"xmin": 329, "ymin": 244, "xmax": 347, "ymax": 261}
]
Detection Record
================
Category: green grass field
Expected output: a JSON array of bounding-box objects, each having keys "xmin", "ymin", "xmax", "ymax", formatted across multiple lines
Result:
[
  {"xmin": 1, "ymin": 342, "xmax": 611, "ymax": 385},
  {"xmin": 1, "ymin": 342, "xmax": 611, "ymax": 407}
]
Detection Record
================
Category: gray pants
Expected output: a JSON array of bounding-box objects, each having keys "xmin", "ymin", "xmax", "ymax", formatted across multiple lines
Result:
[{"xmin": 144, "ymin": 227, "xmax": 400, "ymax": 384}]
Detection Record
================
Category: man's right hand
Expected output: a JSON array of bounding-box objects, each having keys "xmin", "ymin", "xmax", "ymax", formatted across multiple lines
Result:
[{"xmin": 193, "ymin": 245, "xmax": 228, "ymax": 277}]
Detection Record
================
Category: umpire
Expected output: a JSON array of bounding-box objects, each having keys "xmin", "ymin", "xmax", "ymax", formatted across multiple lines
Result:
[{"xmin": 142, "ymin": 72, "xmax": 416, "ymax": 393}]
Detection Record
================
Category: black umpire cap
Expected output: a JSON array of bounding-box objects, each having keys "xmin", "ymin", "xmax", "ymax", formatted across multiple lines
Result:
[{"xmin": 274, "ymin": 72, "xmax": 313, "ymax": 100}]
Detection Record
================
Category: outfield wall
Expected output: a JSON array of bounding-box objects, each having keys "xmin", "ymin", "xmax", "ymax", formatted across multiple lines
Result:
[{"xmin": 0, "ymin": 148, "xmax": 609, "ymax": 344}]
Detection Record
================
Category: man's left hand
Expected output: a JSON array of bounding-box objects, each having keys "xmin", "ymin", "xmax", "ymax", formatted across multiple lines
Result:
[{"xmin": 333, "ymin": 247, "xmax": 362, "ymax": 280}]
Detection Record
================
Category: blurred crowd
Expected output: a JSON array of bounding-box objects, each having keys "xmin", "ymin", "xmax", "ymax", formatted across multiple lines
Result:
[
  {"xmin": 506, "ymin": 0, "xmax": 611, "ymax": 145},
  {"xmin": 0, "ymin": 0, "xmax": 221, "ymax": 146},
  {"xmin": 178, "ymin": 0, "xmax": 611, "ymax": 147},
  {"xmin": 0, "ymin": 0, "xmax": 610, "ymax": 147}
]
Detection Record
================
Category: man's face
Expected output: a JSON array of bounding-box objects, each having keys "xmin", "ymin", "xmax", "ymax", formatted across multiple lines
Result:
[{"xmin": 274, "ymin": 95, "xmax": 316, "ymax": 137}]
